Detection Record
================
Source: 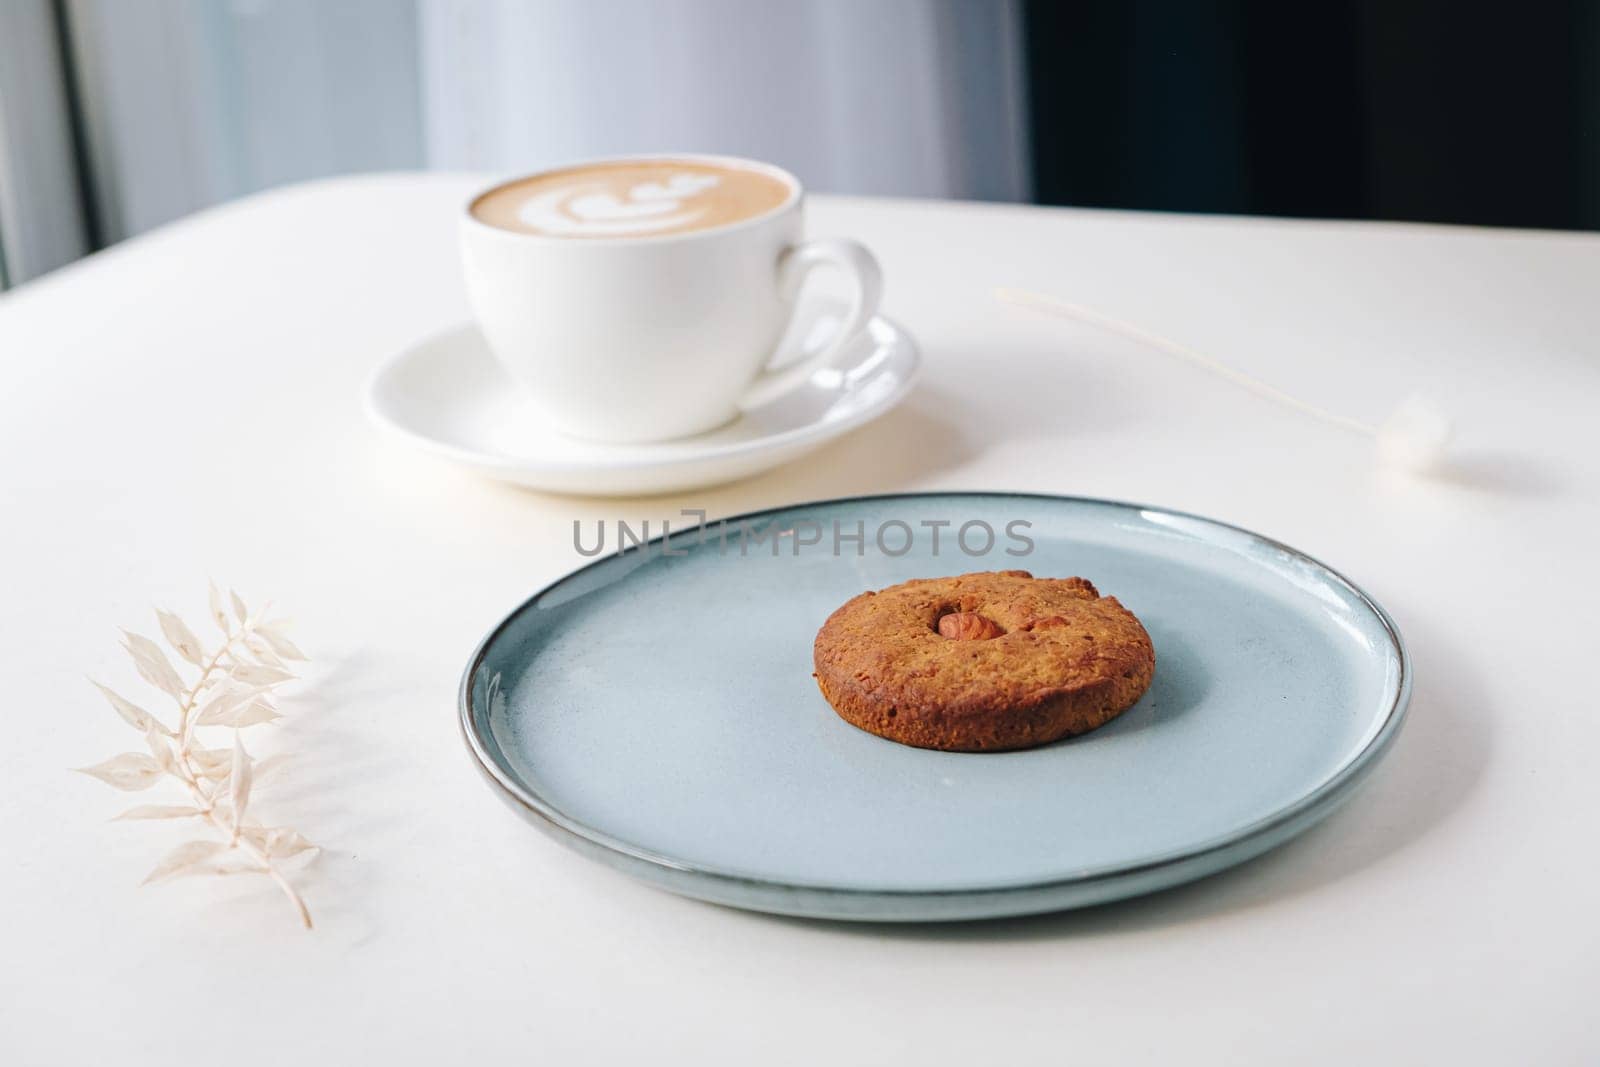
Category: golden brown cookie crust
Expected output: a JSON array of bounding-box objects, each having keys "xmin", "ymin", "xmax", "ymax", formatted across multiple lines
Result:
[{"xmin": 812, "ymin": 570, "xmax": 1154, "ymax": 752}]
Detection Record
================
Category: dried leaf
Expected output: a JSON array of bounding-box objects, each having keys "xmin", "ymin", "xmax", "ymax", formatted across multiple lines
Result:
[
  {"xmin": 194, "ymin": 684, "xmax": 264, "ymax": 726},
  {"xmin": 242, "ymin": 826, "xmax": 317, "ymax": 859},
  {"xmin": 201, "ymin": 699, "xmax": 280, "ymax": 729},
  {"xmin": 237, "ymin": 700, "xmax": 280, "ymax": 727},
  {"xmin": 188, "ymin": 747, "xmax": 232, "ymax": 779},
  {"xmin": 155, "ymin": 609, "xmax": 205, "ymax": 666},
  {"xmin": 267, "ymin": 828, "xmax": 317, "ymax": 859},
  {"xmin": 113, "ymin": 805, "xmax": 200, "ymax": 821},
  {"xmin": 121, "ymin": 631, "xmax": 186, "ymax": 699},
  {"xmin": 207, "ymin": 580, "xmax": 231, "ymax": 635},
  {"xmin": 255, "ymin": 625, "xmax": 307, "ymax": 662},
  {"xmin": 245, "ymin": 638, "xmax": 285, "ymax": 669},
  {"xmin": 76, "ymin": 753, "xmax": 163, "ymax": 791},
  {"xmin": 195, "ymin": 736, "xmax": 272, "ymax": 786},
  {"xmin": 90, "ymin": 681, "xmax": 170, "ymax": 736},
  {"xmin": 230, "ymin": 663, "xmax": 294, "ymax": 686},
  {"xmin": 144, "ymin": 724, "xmax": 184, "ymax": 780},
  {"xmin": 229, "ymin": 733, "xmax": 252, "ymax": 836},
  {"xmin": 142, "ymin": 840, "xmax": 228, "ymax": 884},
  {"xmin": 230, "ymin": 589, "xmax": 248, "ymax": 626},
  {"xmin": 209, "ymin": 855, "xmax": 270, "ymax": 876},
  {"xmin": 251, "ymin": 752, "xmax": 293, "ymax": 786}
]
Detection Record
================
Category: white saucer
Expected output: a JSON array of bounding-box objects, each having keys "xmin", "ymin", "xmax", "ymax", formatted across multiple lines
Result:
[{"xmin": 364, "ymin": 303, "xmax": 919, "ymax": 496}]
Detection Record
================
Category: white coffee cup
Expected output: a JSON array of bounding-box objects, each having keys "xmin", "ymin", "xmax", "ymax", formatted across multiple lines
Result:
[{"xmin": 460, "ymin": 154, "xmax": 883, "ymax": 444}]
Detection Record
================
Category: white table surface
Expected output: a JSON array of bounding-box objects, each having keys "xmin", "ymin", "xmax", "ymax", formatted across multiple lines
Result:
[{"xmin": 2, "ymin": 175, "xmax": 1597, "ymax": 1064}]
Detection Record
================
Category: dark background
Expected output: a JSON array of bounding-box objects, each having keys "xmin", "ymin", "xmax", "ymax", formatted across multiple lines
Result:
[{"xmin": 1023, "ymin": 0, "xmax": 1600, "ymax": 230}]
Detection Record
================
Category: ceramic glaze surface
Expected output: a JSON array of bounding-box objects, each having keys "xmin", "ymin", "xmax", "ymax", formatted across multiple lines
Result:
[
  {"xmin": 365, "ymin": 305, "xmax": 918, "ymax": 495},
  {"xmin": 460, "ymin": 155, "xmax": 881, "ymax": 442},
  {"xmin": 462, "ymin": 494, "xmax": 1409, "ymax": 919}
]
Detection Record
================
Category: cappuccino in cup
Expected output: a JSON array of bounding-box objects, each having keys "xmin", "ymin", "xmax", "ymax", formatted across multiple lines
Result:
[
  {"xmin": 470, "ymin": 159, "xmax": 794, "ymax": 240},
  {"xmin": 460, "ymin": 155, "xmax": 882, "ymax": 444}
]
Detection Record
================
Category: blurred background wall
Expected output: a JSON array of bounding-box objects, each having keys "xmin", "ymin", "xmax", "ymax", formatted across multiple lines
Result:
[
  {"xmin": 417, "ymin": 0, "xmax": 1029, "ymax": 202},
  {"xmin": 54, "ymin": 0, "xmax": 1028, "ymax": 248},
  {"xmin": 3, "ymin": 0, "xmax": 1599, "ymax": 288}
]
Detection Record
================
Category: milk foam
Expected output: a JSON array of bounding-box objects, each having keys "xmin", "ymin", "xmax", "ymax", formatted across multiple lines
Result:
[
  {"xmin": 472, "ymin": 161, "xmax": 793, "ymax": 239},
  {"xmin": 518, "ymin": 173, "xmax": 722, "ymax": 237}
]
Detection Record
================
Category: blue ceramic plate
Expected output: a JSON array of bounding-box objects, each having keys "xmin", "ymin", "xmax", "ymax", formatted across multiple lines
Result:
[{"xmin": 460, "ymin": 494, "xmax": 1409, "ymax": 921}]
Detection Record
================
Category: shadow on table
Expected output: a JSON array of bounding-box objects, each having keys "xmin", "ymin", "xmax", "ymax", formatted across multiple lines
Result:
[
  {"xmin": 265, "ymin": 648, "xmax": 413, "ymax": 943},
  {"xmin": 748, "ymin": 387, "xmax": 979, "ymax": 498},
  {"xmin": 1424, "ymin": 450, "xmax": 1569, "ymax": 499},
  {"xmin": 763, "ymin": 617, "xmax": 1490, "ymax": 944},
  {"xmin": 477, "ymin": 384, "xmax": 979, "ymax": 513}
]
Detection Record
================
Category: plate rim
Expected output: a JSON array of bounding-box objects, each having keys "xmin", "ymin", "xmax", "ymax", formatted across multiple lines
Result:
[
  {"xmin": 458, "ymin": 491, "xmax": 1412, "ymax": 917},
  {"xmin": 363, "ymin": 315, "xmax": 919, "ymax": 475}
]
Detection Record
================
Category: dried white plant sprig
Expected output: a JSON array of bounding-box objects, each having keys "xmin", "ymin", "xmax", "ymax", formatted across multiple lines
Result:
[
  {"xmin": 996, "ymin": 287, "xmax": 1454, "ymax": 474},
  {"xmin": 77, "ymin": 583, "xmax": 319, "ymax": 928}
]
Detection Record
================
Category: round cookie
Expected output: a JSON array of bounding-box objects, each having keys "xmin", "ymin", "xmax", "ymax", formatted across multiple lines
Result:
[{"xmin": 812, "ymin": 570, "xmax": 1154, "ymax": 752}]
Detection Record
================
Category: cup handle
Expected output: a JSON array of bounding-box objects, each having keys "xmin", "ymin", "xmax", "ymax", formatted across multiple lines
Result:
[{"xmin": 737, "ymin": 238, "xmax": 883, "ymax": 411}]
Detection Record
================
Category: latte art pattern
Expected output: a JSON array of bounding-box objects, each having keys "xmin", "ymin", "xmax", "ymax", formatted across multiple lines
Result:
[
  {"xmin": 521, "ymin": 173, "xmax": 723, "ymax": 236},
  {"xmin": 472, "ymin": 161, "xmax": 793, "ymax": 239}
]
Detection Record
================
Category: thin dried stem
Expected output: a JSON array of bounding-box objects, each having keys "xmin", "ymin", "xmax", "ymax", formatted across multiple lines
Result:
[
  {"xmin": 172, "ymin": 769, "xmax": 313, "ymax": 929},
  {"xmin": 995, "ymin": 287, "xmax": 1378, "ymax": 436}
]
